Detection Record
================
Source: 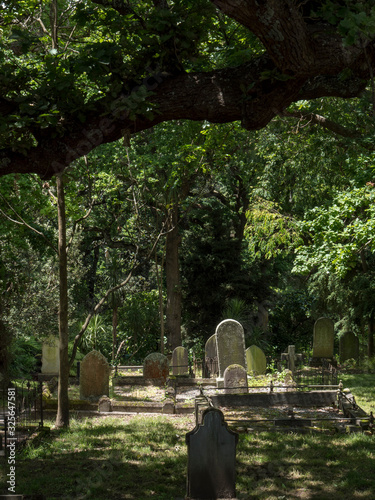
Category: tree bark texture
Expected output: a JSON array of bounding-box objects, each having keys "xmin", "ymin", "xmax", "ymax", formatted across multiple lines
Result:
[
  {"xmin": 55, "ymin": 175, "xmax": 70, "ymax": 428},
  {"xmin": 165, "ymin": 204, "xmax": 182, "ymax": 351}
]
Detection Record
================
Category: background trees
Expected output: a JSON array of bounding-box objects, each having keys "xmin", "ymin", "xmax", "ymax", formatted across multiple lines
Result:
[{"xmin": 1, "ymin": 1, "xmax": 375, "ymax": 389}]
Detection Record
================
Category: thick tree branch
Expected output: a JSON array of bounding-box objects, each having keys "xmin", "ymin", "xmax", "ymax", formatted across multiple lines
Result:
[
  {"xmin": 210, "ymin": 0, "xmax": 373, "ymax": 76},
  {"xmin": 1, "ymin": 53, "xmax": 371, "ymax": 179}
]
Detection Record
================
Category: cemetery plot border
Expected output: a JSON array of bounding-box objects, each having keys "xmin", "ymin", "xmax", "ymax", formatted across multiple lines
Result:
[{"xmin": 207, "ymin": 388, "xmax": 373, "ymax": 434}]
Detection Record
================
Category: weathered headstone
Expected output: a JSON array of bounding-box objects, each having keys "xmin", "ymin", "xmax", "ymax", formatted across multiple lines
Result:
[
  {"xmin": 172, "ymin": 346, "xmax": 189, "ymax": 376},
  {"xmin": 313, "ymin": 317, "xmax": 334, "ymax": 358},
  {"xmin": 143, "ymin": 352, "xmax": 169, "ymax": 382},
  {"xmin": 216, "ymin": 319, "xmax": 247, "ymax": 378},
  {"xmin": 246, "ymin": 345, "xmax": 267, "ymax": 375},
  {"xmin": 41, "ymin": 337, "xmax": 60, "ymax": 374},
  {"xmin": 205, "ymin": 334, "xmax": 218, "ymax": 377},
  {"xmin": 80, "ymin": 350, "xmax": 110, "ymax": 400},
  {"xmin": 339, "ymin": 332, "xmax": 359, "ymax": 363},
  {"xmin": 186, "ymin": 407, "xmax": 238, "ymax": 499},
  {"xmin": 224, "ymin": 364, "xmax": 248, "ymax": 394}
]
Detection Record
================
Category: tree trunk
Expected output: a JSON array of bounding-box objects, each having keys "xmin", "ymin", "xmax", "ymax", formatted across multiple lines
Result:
[
  {"xmin": 165, "ymin": 204, "xmax": 182, "ymax": 351},
  {"xmin": 368, "ymin": 314, "xmax": 374, "ymax": 358},
  {"xmin": 155, "ymin": 252, "xmax": 165, "ymax": 354},
  {"xmin": 112, "ymin": 303, "xmax": 118, "ymax": 363},
  {"xmin": 55, "ymin": 175, "xmax": 70, "ymax": 428}
]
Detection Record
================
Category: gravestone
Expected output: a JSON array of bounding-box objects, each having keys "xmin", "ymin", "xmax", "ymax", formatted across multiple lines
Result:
[
  {"xmin": 186, "ymin": 407, "xmax": 238, "ymax": 499},
  {"xmin": 246, "ymin": 345, "xmax": 267, "ymax": 375},
  {"xmin": 143, "ymin": 352, "xmax": 169, "ymax": 382},
  {"xmin": 80, "ymin": 350, "xmax": 110, "ymax": 400},
  {"xmin": 339, "ymin": 332, "xmax": 359, "ymax": 363},
  {"xmin": 41, "ymin": 337, "xmax": 60, "ymax": 374},
  {"xmin": 224, "ymin": 364, "xmax": 248, "ymax": 394},
  {"xmin": 205, "ymin": 334, "xmax": 218, "ymax": 377},
  {"xmin": 216, "ymin": 319, "xmax": 247, "ymax": 378},
  {"xmin": 172, "ymin": 346, "xmax": 189, "ymax": 376},
  {"xmin": 280, "ymin": 345, "xmax": 303, "ymax": 375},
  {"xmin": 313, "ymin": 317, "xmax": 334, "ymax": 358}
]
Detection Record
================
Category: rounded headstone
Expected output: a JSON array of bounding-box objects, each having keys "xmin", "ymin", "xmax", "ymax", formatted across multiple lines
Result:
[
  {"xmin": 223, "ymin": 364, "xmax": 248, "ymax": 394},
  {"xmin": 172, "ymin": 346, "xmax": 189, "ymax": 376},
  {"xmin": 216, "ymin": 319, "xmax": 247, "ymax": 378},
  {"xmin": 313, "ymin": 317, "xmax": 334, "ymax": 358},
  {"xmin": 246, "ymin": 345, "xmax": 267, "ymax": 375},
  {"xmin": 339, "ymin": 331, "xmax": 359, "ymax": 363},
  {"xmin": 80, "ymin": 350, "xmax": 110, "ymax": 400},
  {"xmin": 143, "ymin": 352, "xmax": 169, "ymax": 381}
]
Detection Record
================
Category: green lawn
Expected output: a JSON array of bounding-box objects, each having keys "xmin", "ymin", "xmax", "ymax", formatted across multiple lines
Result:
[{"xmin": 1, "ymin": 373, "xmax": 374, "ymax": 499}]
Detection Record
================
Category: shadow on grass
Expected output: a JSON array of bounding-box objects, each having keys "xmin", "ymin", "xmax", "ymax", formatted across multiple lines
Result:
[
  {"xmin": 2, "ymin": 417, "xmax": 189, "ymax": 500},
  {"xmin": 237, "ymin": 430, "xmax": 375, "ymax": 500}
]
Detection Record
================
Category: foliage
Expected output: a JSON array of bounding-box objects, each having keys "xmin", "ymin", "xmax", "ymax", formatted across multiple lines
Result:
[
  {"xmin": 245, "ymin": 197, "xmax": 301, "ymax": 259},
  {"xmin": 293, "ymin": 185, "xmax": 375, "ymax": 278}
]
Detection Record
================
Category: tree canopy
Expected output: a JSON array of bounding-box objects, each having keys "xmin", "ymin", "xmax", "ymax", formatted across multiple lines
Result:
[{"xmin": 1, "ymin": 0, "xmax": 375, "ymax": 178}]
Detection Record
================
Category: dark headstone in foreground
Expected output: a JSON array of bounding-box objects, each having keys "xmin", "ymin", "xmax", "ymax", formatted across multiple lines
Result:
[{"xmin": 186, "ymin": 408, "xmax": 238, "ymax": 499}]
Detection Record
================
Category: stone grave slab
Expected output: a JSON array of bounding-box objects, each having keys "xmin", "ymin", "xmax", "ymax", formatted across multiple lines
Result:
[
  {"xmin": 246, "ymin": 345, "xmax": 267, "ymax": 375},
  {"xmin": 313, "ymin": 317, "xmax": 334, "ymax": 358},
  {"xmin": 339, "ymin": 332, "xmax": 359, "ymax": 363},
  {"xmin": 224, "ymin": 364, "xmax": 248, "ymax": 394},
  {"xmin": 216, "ymin": 319, "xmax": 247, "ymax": 378},
  {"xmin": 211, "ymin": 390, "xmax": 338, "ymax": 408},
  {"xmin": 172, "ymin": 346, "xmax": 189, "ymax": 376},
  {"xmin": 41, "ymin": 337, "xmax": 60, "ymax": 374},
  {"xmin": 186, "ymin": 407, "xmax": 238, "ymax": 499},
  {"xmin": 80, "ymin": 350, "xmax": 110, "ymax": 400}
]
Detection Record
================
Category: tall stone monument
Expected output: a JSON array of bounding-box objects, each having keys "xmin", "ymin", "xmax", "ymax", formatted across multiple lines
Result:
[{"xmin": 216, "ymin": 319, "xmax": 247, "ymax": 378}]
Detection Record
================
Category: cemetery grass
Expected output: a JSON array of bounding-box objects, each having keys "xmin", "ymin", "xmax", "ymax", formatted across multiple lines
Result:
[{"xmin": 2, "ymin": 373, "xmax": 374, "ymax": 500}]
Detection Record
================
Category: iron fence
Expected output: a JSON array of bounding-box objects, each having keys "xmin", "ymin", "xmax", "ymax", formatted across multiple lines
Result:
[{"xmin": 0, "ymin": 379, "xmax": 44, "ymax": 457}]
